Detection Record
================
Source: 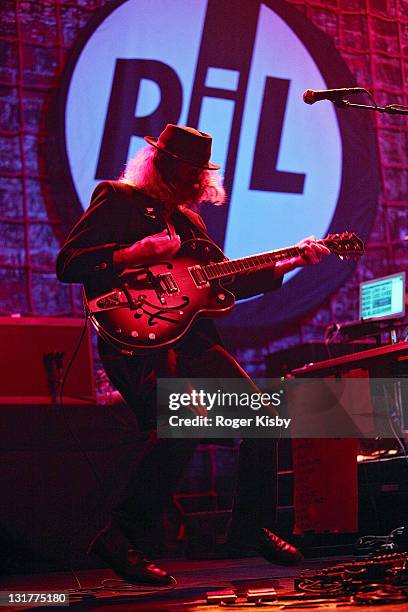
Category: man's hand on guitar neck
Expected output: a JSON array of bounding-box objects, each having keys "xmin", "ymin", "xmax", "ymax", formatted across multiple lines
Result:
[
  {"xmin": 113, "ymin": 230, "xmax": 181, "ymax": 271},
  {"xmin": 274, "ymin": 236, "xmax": 331, "ymax": 276}
]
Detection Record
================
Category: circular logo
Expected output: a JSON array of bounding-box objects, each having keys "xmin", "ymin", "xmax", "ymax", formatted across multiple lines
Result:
[{"xmin": 59, "ymin": 0, "xmax": 379, "ymax": 331}]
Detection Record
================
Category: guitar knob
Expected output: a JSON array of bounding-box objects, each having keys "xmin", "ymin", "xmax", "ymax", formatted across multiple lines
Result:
[
  {"xmin": 217, "ymin": 293, "xmax": 226, "ymax": 302},
  {"xmin": 134, "ymin": 308, "xmax": 144, "ymax": 319},
  {"xmin": 131, "ymin": 330, "xmax": 139, "ymax": 338},
  {"xmin": 148, "ymin": 332, "xmax": 156, "ymax": 340}
]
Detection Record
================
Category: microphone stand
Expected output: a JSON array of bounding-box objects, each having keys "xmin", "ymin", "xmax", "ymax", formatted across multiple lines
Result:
[{"xmin": 334, "ymin": 99, "xmax": 408, "ymax": 116}]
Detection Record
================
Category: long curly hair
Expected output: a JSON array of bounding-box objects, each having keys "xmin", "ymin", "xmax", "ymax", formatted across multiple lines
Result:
[{"xmin": 120, "ymin": 146, "xmax": 226, "ymax": 210}]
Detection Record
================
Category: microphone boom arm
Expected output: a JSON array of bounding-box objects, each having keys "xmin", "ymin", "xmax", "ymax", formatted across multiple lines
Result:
[{"xmin": 334, "ymin": 99, "xmax": 408, "ymax": 115}]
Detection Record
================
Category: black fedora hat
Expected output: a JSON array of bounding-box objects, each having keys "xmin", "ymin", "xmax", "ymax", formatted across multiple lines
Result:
[{"xmin": 144, "ymin": 124, "xmax": 220, "ymax": 170}]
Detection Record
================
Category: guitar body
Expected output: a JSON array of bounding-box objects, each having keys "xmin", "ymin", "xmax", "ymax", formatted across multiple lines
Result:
[
  {"xmin": 84, "ymin": 239, "xmax": 235, "ymax": 354},
  {"xmin": 84, "ymin": 231, "xmax": 364, "ymax": 355}
]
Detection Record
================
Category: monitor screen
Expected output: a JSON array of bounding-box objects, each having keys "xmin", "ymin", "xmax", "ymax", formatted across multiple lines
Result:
[{"xmin": 360, "ymin": 272, "xmax": 406, "ymax": 322}]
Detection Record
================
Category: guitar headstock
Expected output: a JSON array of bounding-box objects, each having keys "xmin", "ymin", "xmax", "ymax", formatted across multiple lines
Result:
[{"xmin": 323, "ymin": 232, "xmax": 365, "ymax": 259}]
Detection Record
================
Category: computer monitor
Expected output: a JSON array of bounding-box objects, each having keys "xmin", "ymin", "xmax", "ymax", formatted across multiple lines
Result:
[{"xmin": 360, "ymin": 272, "xmax": 406, "ymax": 322}]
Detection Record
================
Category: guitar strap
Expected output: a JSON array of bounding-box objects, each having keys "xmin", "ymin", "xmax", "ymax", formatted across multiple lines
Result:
[
  {"xmin": 165, "ymin": 217, "xmax": 177, "ymax": 240},
  {"xmin": 165, "ymin": 208, "xmax": 208, "ymax": 241}
]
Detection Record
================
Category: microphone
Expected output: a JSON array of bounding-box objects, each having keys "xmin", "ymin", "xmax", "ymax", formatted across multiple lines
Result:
[{"xmin": 303, "ymin": 87, "xmax": 366, "ymax": 105}]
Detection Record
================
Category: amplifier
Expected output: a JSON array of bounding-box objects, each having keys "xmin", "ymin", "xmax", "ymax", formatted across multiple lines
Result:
[
  {"xmin": 359, "ymin": 456, "xmax": 408, "ymax": 535},
  {"xmin": 0, "ymin": 316, "xmax": 95, "ymax": 404}
]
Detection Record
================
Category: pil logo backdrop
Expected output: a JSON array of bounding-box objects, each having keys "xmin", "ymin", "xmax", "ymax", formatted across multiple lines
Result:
[{"xmin": 60, "ymin": 0, "xmax": 379, "ymax": 331}]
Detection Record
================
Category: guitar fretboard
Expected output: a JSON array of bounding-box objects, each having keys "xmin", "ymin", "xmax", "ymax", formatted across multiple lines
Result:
[{"xmin": 203, "ymin": 246, "xmax": 301, "ymax": 280}]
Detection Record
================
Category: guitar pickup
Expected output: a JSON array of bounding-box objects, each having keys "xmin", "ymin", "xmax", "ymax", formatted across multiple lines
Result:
[
  {"xmin": 158, "ymin": 273, "xmax": 179, "ymax": 294},
  {"xmin": 189, "ymin": 265, "xmax": 208, "ymax": 287}
]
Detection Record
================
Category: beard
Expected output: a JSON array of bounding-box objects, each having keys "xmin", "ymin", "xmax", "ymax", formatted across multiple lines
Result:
[{"xmin": 166, "ymin": 180, "xmax": 203, "ymax": 208}]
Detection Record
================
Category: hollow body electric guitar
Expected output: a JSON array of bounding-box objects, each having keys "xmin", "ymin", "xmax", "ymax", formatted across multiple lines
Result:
[{"xmin": 84, "ymin": 233, "xmax": 364, "ymax": 355}]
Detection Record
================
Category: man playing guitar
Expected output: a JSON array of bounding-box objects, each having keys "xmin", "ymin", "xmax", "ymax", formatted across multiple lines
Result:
[{"xmin": 57, "ymin": 124, "xmax": 330, "ymax": 585}]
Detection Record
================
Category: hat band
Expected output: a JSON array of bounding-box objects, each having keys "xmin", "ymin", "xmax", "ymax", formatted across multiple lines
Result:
[{"xmin": 156, "ymin": 140, "xmax": 211, "ymax": 166}]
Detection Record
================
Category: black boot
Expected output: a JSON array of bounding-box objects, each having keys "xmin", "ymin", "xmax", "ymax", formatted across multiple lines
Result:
[
  {"xmin": 258, "ymin": 528, "xmax": 303, "ymax": 565},
  {"xmin": 112, "ymin": 510, "xmax": 163, "ymax": 559},
  {"xmin": 87, "ymin": 522, "xmax": 173, "ymax": 586}
]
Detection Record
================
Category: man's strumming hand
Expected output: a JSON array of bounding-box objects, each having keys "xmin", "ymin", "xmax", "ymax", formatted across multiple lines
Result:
[{"xmin": 114, "ymin": 230, "xmax": 181, "ymax": 270}]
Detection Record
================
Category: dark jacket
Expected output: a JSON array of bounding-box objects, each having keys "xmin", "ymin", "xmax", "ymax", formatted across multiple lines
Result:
[{"xmin": 56, "ymin": 181, "xmax": 282, "ymax": 301}]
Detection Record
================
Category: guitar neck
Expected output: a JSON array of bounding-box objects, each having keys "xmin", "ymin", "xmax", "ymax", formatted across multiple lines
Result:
[{"xmin": 203, "ymin": 245, "xmax": 302, "ymax": 281}]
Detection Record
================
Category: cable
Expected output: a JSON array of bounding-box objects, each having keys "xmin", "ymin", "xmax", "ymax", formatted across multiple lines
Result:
[
  {"xmin": 352, "ymin": 584, "xmax": 408, "ymax": 605},
  {"xmin": 58, "ymin": 312, "xmax": 105, "ymax": 490},
  {"xmin": 70, "ymin": 568, "xmax": 83, "ymax": 589},
  {"xmin": 382, "ymin": 382, "xmax": 408, "ymax": 466},
  {"xmin": 59, "ymin": 312, "xmax": 89, "ymax": 409},
  {"xmin": 100, "ymin": 577, "xmax": 177, "ymax": 591},
  {"xmin": 57, "ymin": 315, "xmax": 116, "ymax": 587},
  {"xmin": 56, "ymin": 318, "xmax": 178, "ymax": 592},
  {"xmin": 388, "ymin": 415, "xmax": 408, "ymax": 463},
  {"xmin": 63, "ymin": 576, "xmax": 177, "ymax": 602},
  {"xmin": 356, "ymin": 526, "xmax": 406, "ymax": 553}
]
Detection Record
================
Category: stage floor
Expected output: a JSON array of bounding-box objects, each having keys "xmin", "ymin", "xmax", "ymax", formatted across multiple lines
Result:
[{"xmin": 2, "ymin": 556, "xmax": 408, "ymax": 611}]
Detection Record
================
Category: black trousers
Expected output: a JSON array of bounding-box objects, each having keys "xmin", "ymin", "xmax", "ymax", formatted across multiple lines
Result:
[{"xmin": 100, "ymin": 341, "xmax": 278, "ymax": 548}]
